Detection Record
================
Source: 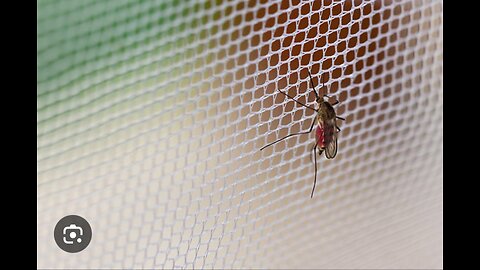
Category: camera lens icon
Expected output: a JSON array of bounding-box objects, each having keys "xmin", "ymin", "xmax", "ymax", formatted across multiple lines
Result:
[
  {"xmin": 63, "ymin": 224, "xmax": 83, "ymax": 244},
  {"xmin": 54, "ymin": 215, "xmax": 92, "ymax": 253}
]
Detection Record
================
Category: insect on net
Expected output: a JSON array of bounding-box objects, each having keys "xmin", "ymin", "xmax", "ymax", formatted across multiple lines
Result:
[{"xmin": 37, "ymin": 0, "xmax": 443, "ymax": 268}]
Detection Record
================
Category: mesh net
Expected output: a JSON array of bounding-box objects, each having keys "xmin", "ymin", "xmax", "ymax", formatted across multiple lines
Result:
[{"xmin": 37, "ymin": 0, "xmax": 443, "ymax": 268}]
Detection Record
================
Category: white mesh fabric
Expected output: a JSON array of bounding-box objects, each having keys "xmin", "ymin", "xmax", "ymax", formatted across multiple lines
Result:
[{"xmin": 37, "ymin": 0, "xmax": 443, "ymax": 268}]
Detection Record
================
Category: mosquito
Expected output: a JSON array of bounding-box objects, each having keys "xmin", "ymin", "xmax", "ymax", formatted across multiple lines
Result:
[{"xmin": 260, "ymin": 68, "xmax": 345, "ymax": 198}]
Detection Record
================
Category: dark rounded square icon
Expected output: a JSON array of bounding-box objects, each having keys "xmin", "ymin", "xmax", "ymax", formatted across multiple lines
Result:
[{"xmin": 54, "ymin": 215, "xmax": 92, "ymax": 253}]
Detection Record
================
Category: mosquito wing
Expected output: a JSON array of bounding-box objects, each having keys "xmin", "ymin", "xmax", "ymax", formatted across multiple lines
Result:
[{"xmin": 324, "ymin": 120, "xmax": 338, "ymax": 159}]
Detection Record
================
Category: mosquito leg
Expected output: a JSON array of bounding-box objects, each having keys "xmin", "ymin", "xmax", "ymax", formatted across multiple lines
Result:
[
  {"xmin": 336, "ymin": 126, "xmax": 341, "ymax": 132},
  {"xmin": 311, "ymin": 143, "xmax": 319, "ymax": 198},
  {"xmin": 260, "ymin": 117, "xmax": 316, "ymax": 151},
  {"xmin": 331, "ymin": 100, "xmax": 339, "ymax": 106},
  {"xmin": 277, "ymin": 89, "xmax": 317, "ymax": 112},
  {"xmin": 309, "ymin": 140, "xmax": 318, "ymax": 163},
  {"xmin": 312, "ymin": 148, "xmax": 318, "ymax": 198},
  {"xmin": 336, "ymin": 116, "xmax": 345, "ymax": 121}
]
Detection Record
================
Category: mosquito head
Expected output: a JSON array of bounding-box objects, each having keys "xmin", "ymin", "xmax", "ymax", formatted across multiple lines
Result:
[{"xmin": 317, "ymin": 94, "xmax": 328, "ymax": 103}]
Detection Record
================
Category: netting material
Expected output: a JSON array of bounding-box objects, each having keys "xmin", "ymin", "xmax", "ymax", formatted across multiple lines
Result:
[{"xmin": 37, "ymin": 0, "xmax": 443, "ymax": 268}]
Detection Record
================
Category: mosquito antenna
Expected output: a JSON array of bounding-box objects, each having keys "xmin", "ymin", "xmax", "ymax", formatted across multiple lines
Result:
[
  {"xmin": 320, "ymin": 72, "xmax": 331, "ymax": 99},
  {"xmin": 277, "ymin": 89, "xmax": 317, "ymax": 112},
  {"xmin": 321, "ymin": 72, "xmax": 324, "ymax": 88},
  {"xmin": 307, "ymin": 69, "xmax": 319, "ymax": 101}
]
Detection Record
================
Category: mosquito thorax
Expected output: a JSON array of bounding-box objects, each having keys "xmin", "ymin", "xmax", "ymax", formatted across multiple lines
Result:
[
  {"xmin": 316, "ymin": 96, "xmax": 327, "ymax": 103},
  {"xmin": 317, "ymin": 100, "xmax": 336, "ymax": 120}
]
